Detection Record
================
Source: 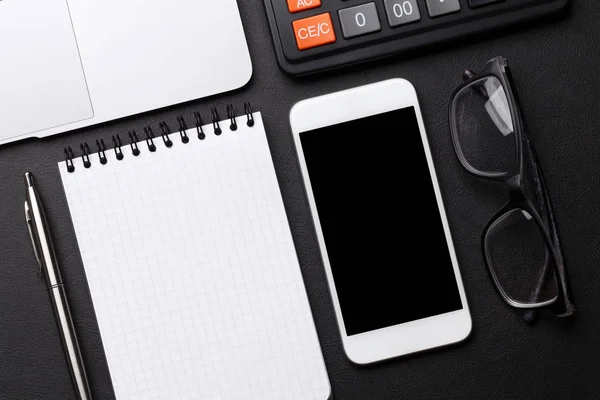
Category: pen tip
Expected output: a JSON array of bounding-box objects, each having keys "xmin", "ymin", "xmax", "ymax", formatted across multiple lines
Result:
[{"xmin": 25, "ymin": 172, "xmax": 34, "ymax": 187}]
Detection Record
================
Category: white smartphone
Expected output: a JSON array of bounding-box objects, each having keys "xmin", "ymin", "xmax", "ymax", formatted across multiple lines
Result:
[{"xmin": 290, "ymin": 78, "xmax": 472, "ymax": 365}]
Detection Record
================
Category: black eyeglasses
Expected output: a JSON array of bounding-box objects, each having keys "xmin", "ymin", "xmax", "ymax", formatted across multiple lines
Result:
[{"xmin": 449, "ymin": 57, "xmax": 575, "ymax": 320}]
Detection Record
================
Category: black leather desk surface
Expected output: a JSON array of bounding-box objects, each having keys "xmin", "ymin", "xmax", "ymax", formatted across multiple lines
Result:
[{"xmin": 1, "ymin": 1, "xmax": 599, "ymax": 399}]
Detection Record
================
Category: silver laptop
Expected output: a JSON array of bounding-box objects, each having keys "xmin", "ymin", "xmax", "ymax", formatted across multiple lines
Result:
[{"xmin": 0, "ymin": 0, "xmax": 252, "ymax": 145}]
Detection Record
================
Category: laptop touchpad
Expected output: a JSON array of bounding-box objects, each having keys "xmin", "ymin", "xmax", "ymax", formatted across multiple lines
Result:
[{"xmin": 0, "ymin": 0, "xmax": 93, "ymax": 141}]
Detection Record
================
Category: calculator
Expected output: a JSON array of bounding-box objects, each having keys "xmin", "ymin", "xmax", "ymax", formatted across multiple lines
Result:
[{"xmin": 263, "ymin": 0, "xmax": 570, "ymax": 75}]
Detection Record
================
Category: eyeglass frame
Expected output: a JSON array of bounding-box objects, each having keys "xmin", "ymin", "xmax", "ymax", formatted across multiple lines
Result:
[{"xmin": 448, "ymin": 56, "xmax": 575, "ymax": 318}]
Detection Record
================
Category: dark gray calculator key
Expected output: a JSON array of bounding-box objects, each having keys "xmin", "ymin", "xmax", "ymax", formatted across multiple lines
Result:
[
  {"xmin": 384, "ymin": 0, "xmax": 421, "ymax": 27},
  {"xmin": 426, "ymin": 0, "xmax": 461, "ymax": 17},
  {"xmin": 469, "ymin": 0, "xmax": 504, "ymax": 7},
  {"xmin": 338, "ymin": 3, "xmax": 381, "ymax": 39}
]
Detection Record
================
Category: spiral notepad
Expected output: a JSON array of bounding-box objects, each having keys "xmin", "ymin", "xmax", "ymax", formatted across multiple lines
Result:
[{"xmin": 58, "ymin": 105, "xmax": 330, "ymax": 399}]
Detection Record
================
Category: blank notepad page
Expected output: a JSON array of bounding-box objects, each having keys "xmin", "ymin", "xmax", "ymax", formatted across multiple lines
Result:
[{"xmin": 58, "ymin": 113, "xmax": 330, "ymax": 400}]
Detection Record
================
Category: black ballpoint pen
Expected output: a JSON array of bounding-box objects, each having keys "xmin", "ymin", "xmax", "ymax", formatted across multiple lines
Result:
[{"xmin": 24, "ymin": 172, "xmax": 92, "ymax": 400}]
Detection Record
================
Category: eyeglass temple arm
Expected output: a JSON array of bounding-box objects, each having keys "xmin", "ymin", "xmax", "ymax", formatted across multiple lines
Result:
[
  {"xmin": 534, "ymin": 150, "xmax": 575, "ymax": 317},
  {"xmin": 523, "ymin": 137, "xmax": 574, "ymax": 321},
  {"xmin": 462, "ymin": 70, "xmax": 491, "ymax": 100}
]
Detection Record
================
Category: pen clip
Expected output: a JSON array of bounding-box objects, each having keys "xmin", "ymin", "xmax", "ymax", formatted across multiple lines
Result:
[{"xmin": 25, "ymin": 201, "xmax": 42, "ymax": 276}]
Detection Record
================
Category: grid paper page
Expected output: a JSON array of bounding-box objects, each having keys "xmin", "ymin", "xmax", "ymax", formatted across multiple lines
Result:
[{"xmin": 58, "ymin": 113, "xmax": 330, "ymax": 400}]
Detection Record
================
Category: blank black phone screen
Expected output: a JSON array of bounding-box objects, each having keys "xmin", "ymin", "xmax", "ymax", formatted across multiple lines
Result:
[{"xmin": 299, "ymin": 107, "xmax": 463, "ymax": 336}]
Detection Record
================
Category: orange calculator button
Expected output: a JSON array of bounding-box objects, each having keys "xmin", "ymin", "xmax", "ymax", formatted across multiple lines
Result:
[
  {"xmin": 287, "ymin": 0, "xmax": 321, "ymax": 13},
  {"xmin": 292, "ymin": 13, "xmax": 336, "ymax": 51}
]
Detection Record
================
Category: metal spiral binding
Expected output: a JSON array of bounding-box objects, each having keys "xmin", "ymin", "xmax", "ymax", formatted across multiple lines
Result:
[
  {"xmin": 194, "ymin": 111, "xmax": 206, "ymax": 140},
  {"xmin": 96, "ymin": 139, "xmax": 108, "ymax": 165},
  {"xmin": 244, "ymin": 102, "xmax": 255, "ymax": 127},
  {"xmin": 177, "ymin": 115, "xmax": 190, "ymax": 143},
  {"xmin": 80, "ymin": 143, "xmax": 91, "ymax": 169},
  {"xmin": 227, "ymin": 104, "xmax": 238, "ymax": 131},
  {"xmin": 64, "ymin": 103, "xmax": 256, "ymax": 172},
  {"xmin": 144, "ymin": 127, "xmax": 157, "ymax": 152},
  {"xmin": 211, "ymin": 107, "xmax": 222, "ymax": 135},
  {"xmin": 159, "ymin": 122, "xmax": 173, "ymax": 148},
  {"xmin": 112, "ymin": 135, "xmax": 124, "ymax": 160},
  {"xmin": 128, "ymin": 130, "xmax": 141, "ymax": 156},
  {"xmin": 64, "ymin": 147, "xmax": 75, "ymax": 173}
]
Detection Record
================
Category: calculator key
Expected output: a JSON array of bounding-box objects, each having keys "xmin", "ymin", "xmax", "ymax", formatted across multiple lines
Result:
[
  {"xmin": 426, "ymin": 0, "xmax": 461, "ymax": 18},
  {"xmin": 338, "ymin": 3, "xmax": 381, "ymax": 39},
  {"xmin": 469, "ymin": 0, "xmax": 504, "ymax": 7},
  {"xmin": 384, "ymin": 0, "xmax": 421, "ymax": 28},
  {"xmin": 287, "ymin": 0, "xmax": 321, "ymax": 14},
  {"xmin": 292, "ymin": 13, "xmax": 336, "ymax": 50}
]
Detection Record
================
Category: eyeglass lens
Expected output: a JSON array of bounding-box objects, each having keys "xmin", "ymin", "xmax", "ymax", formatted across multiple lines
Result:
[
  {"xmin": 485, "ymin": 208, "xmax": 559, "ymax": 306},
  {"xmin": 452, "ymin": 76, "xmax": 517, "ymax": 175}
]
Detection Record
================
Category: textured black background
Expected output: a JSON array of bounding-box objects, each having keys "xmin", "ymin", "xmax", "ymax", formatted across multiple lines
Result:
[{"xmin": 1, "ymin": 0, "xmax": 599, "ymax": 399}]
